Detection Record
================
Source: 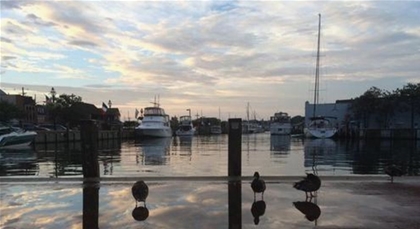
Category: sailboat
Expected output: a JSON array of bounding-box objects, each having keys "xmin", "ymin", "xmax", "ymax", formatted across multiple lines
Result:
[{"xmin": 305, "ymin": 14, "xmax": 338, "ymax": 139}]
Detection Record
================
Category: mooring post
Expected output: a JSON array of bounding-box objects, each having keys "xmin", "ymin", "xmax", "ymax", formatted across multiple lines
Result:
[
  {"xmin": 80, "ymin": 120, "xmax": 99, "ymax": 178},
  {"xmin": 228, "ymin": 118, "xmax": 242, "ymax": 178},
  {"xmin": 80, "ymin": 120, "xmax": 100, "ymax": 229}
]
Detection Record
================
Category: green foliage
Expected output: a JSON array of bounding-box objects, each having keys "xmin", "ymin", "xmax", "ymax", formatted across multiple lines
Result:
[
  {"xmin": 351, "ymin": 83, "xmax": 420, "ymax": 128},
  {"xmin": 46, "ymin": 93, "xmax": 83, "ymax": 125},
  {"xmin": 0, "ymin": 101, "xmax": 24, "ymax": 122}
]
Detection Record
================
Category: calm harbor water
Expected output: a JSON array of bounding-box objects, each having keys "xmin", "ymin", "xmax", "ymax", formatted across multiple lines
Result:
[
  {"xmin": 1, "ymin": 132, "xmax": 419, "ymax": 178},
  {"xmin": 2, "ymin": 133, "xmax": 420, "ymax": 229}
]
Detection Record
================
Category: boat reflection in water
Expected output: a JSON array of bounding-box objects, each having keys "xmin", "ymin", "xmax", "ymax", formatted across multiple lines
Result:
[
  {"xmin": 137, "ymin": 137, "xmax": 172, "ymax": 165},
  {"xmin": 304, "ymin": 138, "xmax": 337, "ymax": 172},
  {"xmin": 0, "ymin": 147, "xmax": 38, "ymax": 176},
  {"xmin": 178, "ymin": 136, "xmax": 193, "ymax": 154},
  {"xmin": 270, "ymin": 135, "xmax": 291, "ymax": 153}
]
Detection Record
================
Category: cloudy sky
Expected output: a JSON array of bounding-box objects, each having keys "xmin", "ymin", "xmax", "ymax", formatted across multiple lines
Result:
[{"xmin": 1, "ymin": 0, "xmax": 419, "ymax": 121}]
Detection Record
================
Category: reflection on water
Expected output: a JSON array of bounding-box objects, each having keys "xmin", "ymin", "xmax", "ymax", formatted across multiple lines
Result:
[
  {"xmin": 270, "ymin": 135, "xmax": 291, "ymax": 153},
  {"xmin": 137, "ymin": 137, "xmax": 172, "ymax": 165},
  {"xmin": 1, "ymin": 133, "xmax": 419, "ymax": 177},
  {"xmin": 3, "ymin": 177, "xmax": 420, "ymax": 229},
  {"xmin": 0, "ymin": 147, "xmax": 38, "ymax": 176}
]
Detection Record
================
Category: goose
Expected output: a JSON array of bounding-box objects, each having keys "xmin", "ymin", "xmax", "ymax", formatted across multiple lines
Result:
[
  {"xmin": 293, "ymin": 173, "xmax": 321, "ymax": 199},
  {"xmin": 384, "ymin": 164, "xmax": 406, "ymax": 183},
  {"xmin": 132, "ymin": 180, "xmax": 149, "ymax": 202},
  {"xmin": 251, "ymin": 172, "xmax": 266, "ymax": 199}
]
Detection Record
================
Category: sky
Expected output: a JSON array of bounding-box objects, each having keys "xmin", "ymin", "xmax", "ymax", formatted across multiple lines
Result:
[{"xmin": 1, "ymin": 0, "xmax": 419, "ymax": 121}]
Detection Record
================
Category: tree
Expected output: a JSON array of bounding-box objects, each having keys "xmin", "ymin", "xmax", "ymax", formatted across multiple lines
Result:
[
  {"xmin": 46, "ymin": 93, "xmax": 83, "ymax": 126},
  {"xmin": 0, "ymin": 101, "xmax": 24, "ymax": 123},
  {"xmin": 350, "ymin": 87, "xmax": 386, "ymax": 128},
  {"xmin": 394, "ymin": 83, "xmax": 420, "ymax": 129}
]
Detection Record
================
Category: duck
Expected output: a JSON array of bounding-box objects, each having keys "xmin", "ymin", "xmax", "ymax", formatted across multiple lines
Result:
[
  {"xmin": 132, "ymin": 180, "xmax": 149, "ymax": 202},
  {"xmin": 384, "ymin": 164, "xmax": 406, "ymax": 183},
  {"xmin": 251, "ymin": 172, "xmax": 266, "ymax": 199},
  {"xmin": 293, "ymin": 173, "xmax": 321, "ymax": 199}
]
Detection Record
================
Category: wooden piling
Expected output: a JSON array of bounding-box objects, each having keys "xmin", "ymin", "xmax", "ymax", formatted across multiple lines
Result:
[
  {"xmin": 228, "ymin": 118, "xmax": 242, "ymax": 178},
  {"xmin": 80, "ymin": 120, "xmax": 99, "ymax": 178}
]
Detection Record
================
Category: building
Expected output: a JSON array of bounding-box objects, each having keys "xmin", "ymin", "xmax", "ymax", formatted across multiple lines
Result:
[
  {"xmin": 0, "ymin": 89, "xmax": 37, "ymax": 124},
  {"xmin": 305, "ymin": 99, "xmax": 420, "ymax": 133}
]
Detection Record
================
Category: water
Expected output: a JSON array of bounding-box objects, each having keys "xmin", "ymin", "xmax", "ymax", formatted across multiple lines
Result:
[
  {"xmin": 2, "ymin": 133, "xmax": 420, "ymax": 229},
  {"xmin": 1, "ymin": 132, "xmax": 419, "ymax": 177}
]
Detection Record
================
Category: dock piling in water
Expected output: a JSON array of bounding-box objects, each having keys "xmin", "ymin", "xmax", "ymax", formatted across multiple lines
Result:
[{"xmin": 228, "ymin": 118, "xmax": 242, "ymax": 178}]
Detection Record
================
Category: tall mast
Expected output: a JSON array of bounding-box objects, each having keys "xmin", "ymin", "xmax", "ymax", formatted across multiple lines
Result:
[{"xmin": 313, "ymin": 13, "xmax": 321, "ymax": 117}]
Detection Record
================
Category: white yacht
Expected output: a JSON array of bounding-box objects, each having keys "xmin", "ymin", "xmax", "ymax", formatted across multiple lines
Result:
[
  {"xmin": 175, "ymin": 115, "xmax": 195, "ymax": 136},
  {"xmin": 135, "ymin": 104, "xmax": 172, "ymax": 138},
  {"xmin": 270, "ymin": 112, "xmax": 292, "ymax": 135},
  {"xmin": 305, "ymin": 116, "xmax": 337, "ymax": 138}
]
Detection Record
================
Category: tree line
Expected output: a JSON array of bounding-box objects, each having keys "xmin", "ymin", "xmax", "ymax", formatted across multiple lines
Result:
[{"xmin": 351, "ymin": 83, "xmax": 420, "ymax": 128}]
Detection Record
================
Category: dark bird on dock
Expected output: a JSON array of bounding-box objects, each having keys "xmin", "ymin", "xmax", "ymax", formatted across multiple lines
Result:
[
  {"xmin": 251, "ymin": 200, "xmax": 266, "ymax": 225},
  {"xmin": 293, "ymin": 201, "xmax": 321, "ymax": 222},
  {"xmin": 293, "ymin": 173, "xmax": 321, "ymax": 199},
  {"xmin": 132, "ymin": 180, "xmax": 149, "ymax": 202},
  {"xmin": 251, "ymin": 172, "xmax": 266, "ymax": 199},
  {"xmin": 384, "ymin": 164, "xmax": 406, "ymax": 183}
]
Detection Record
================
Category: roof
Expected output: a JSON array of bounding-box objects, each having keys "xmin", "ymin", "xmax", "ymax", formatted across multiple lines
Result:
[{"xmin": 70, "ymin": 102, "xmax": 102, "ymax": 115}]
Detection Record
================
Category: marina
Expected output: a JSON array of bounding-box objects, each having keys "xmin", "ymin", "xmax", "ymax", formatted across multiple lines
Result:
[
  {"xmin": 1, "ymin": 132, "xmax": 419, "ymax": 178},
  {"xmin": 1, "ymin": 3, "xmax": 420, "ymax": 228}
]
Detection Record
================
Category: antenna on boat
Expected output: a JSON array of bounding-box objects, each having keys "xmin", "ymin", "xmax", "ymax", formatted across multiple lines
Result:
[
  {"xmin": 313, "ymin": 13, "xmax": 321, "ymax": 117},
  {"xmin": 151, "ymin": 95, "xmax": 160, "ymax": 107}
]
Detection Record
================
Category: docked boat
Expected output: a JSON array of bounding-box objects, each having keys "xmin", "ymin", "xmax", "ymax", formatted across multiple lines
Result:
[
  {"xmin": 305, "ymin": 14, "xmax": 337, "ymax": 139},
  {"xmin": 175, "ymin": 115, "xmax": 195, "ymax": 136},
  {"xmin": 210, "ymin": 125, "xmax": 222, "ymax": 135},
  {"xmin": 0, "ymin": 125, "xmax": 37, "ymax": 149},
  {"xmin": 270, "ymin": 112, "xmax": 292, "ymax": 135},
  {"xmin": 135, "ymin": 103, "xmax": 172, "ymax": 138}
]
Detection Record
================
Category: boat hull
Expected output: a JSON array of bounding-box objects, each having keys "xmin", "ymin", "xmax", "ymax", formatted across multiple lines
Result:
[
  {"xmin": 136, "ymin": 128, "xmax": 172, "ymax": 138},
  {"xmin": 175, "ymin": 130, "xmax": 195, "ymax": 136},
  {"xmin": 304, "ymin": 127, "xmax": 337, "ymax": 138},
  {"xmin": 270, "ymin": 123, "xmax": 292, "ymax": 135},
  {"xmin": 175, "ymin": 125, "xmax": 195, "ymax": 136},
  {"xmin": 0, "ymin": 131, "xmax": 37, "ymax": 149}
]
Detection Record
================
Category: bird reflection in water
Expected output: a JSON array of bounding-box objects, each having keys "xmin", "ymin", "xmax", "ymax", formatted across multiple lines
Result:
[
  {"xmin": 250, "ymin": 171, "xmax": 266, "ymax": 225},
  {"xmin": 293, "ymin": 199, "xmax": 321, "ymax": 222},
  {"xmin": 131, "ymin": 180, "xmax": 149, "ymax": 221},
  {"xmin": 293, "ymin": 173, "xmax": 321, "ymax": 224}
]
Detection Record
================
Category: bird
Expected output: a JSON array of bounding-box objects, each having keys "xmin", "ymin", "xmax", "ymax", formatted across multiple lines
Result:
[
  {"xmin": 132, "ymin": 180, "xmax": 149, "ymax": 202},
  {"xmin": 251, "ymin": 200, "xmax": 266, "ymax": 225},
  {"xmin": 384, "ymin": 164, "xmax": 406, "ymax": 183},
  {"xmin": 293, "ymin": 173, "xmax": 321, "ymax": 199},
  {"xmin": 251, "ymin": 172, "xmax": 266, "ymax": 199},
  {"xmin": 293, "ymin": 201, "xmax": 321, "ymax": 222}
]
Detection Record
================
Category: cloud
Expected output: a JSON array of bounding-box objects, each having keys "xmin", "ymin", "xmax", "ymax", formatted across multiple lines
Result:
[{"xmin": 1, "ymin": 1, "xmax": 419, "ymax": 119}]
